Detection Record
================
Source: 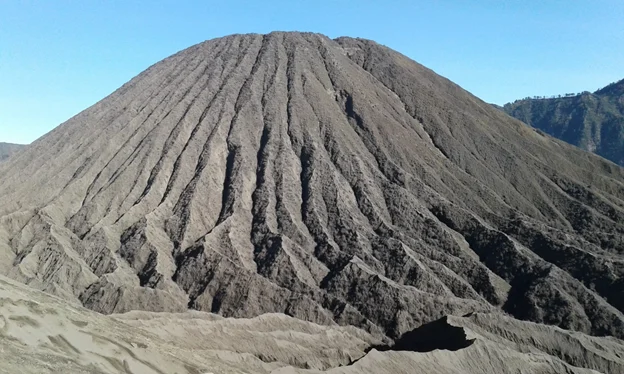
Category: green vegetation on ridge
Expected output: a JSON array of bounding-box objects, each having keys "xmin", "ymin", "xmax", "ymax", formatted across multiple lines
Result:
[{"xmin": 504, "ymin": 79, "xmax": 624, "ymax": 166}]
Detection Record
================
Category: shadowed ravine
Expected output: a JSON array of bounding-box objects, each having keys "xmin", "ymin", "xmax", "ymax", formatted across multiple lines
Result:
[{"xmin": 1, "ymin": 32, "xmax": 624, "ymax": 344}]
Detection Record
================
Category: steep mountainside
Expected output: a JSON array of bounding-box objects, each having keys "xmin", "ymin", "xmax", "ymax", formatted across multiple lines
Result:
[
  {"xmin": 0, "ymin": 33, "xmax": 623, "ymax": 343},
  {"xmin": 0, "ymin": 142, "xmax": 25, "ymax": 162},
  {"xmin": 504, "ymin": 79, "xmax": 624, "ymax": 166}
]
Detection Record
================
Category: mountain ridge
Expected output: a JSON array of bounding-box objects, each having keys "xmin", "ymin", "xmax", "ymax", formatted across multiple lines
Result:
[
  {"xmin": 504, "ymin": 78, "xmax": 624, "ymax": 166},
  {"xmin": 3, "ymin": 273, "xmax": 623, "ymax": 373}
]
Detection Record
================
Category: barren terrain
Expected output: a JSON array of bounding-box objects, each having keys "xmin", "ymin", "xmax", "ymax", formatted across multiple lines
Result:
[{"xmin": 0, "ymin": 32, "xmax": 623, "ymax": 373}]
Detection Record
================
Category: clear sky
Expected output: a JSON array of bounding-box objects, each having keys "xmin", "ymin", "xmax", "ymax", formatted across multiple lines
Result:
[{"xmin": 1, "ymin": 0, "xmax": 623, "ymax": 144}]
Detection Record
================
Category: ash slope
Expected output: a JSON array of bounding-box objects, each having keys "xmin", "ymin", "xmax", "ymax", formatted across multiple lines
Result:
[
  {"xmin": 0, "ymin": 142, "xmax": 24, "ymax": 162},
  {"xmin": 1, "ymin": 32, "xmax": 624, "ymax": 340},
  {"xmin": 0, "ymin": 274, "xmax": 378, "ymax": 373},
  {"xmin": 2, "ymin": 275, "xmax": 623, "ymax": 374},
  {"xmin": 504, "ymin": 79, "xmax": 624, "ymax": 166}
]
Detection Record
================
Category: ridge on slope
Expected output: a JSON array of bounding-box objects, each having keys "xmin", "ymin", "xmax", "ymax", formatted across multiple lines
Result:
[
  {"xmin": 0, "ymin": 274, "xmax": 378, "ymax": 373},
  {"xmin": 503, "ymin": 79, "xmax": 624, "ymax": 166},
  {"xmin": 0, "ymin": 32, "xmax": 623, "ymax": 341},
  {"xmin": 3, "ymin": 274, "xmax": 623, "ymax": 374},
  {"xmin": 0, "ymin": 142, "xmax": 25, "ymax": 162}
]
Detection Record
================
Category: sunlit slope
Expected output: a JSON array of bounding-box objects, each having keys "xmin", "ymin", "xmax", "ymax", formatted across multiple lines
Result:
[{"xmin": 0, "ymin": 32, "xmax": 623, "ymax": 341}]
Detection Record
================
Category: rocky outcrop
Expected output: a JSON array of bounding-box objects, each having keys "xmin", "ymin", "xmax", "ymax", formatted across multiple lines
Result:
[{"xmin": 0, "ymin": 33, "xmax": 623, "ymax": 343}]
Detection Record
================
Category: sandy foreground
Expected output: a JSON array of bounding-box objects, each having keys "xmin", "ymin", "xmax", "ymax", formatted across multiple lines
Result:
[{"xmin": 2, "ymin": 274, "xmax": 623, "ymax": 374}]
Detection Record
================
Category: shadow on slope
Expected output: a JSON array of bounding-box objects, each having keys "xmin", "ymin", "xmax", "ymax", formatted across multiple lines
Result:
[
  {"xmin": 391, "ymin": 315, "xmax": 476, "ymax": 352},
  {"xmin": 349, "ymin": 315, "xmax": 476, "ymax": 366}
]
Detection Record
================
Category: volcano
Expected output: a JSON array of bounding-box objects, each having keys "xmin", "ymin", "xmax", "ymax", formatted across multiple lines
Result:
[{"xmin": 1, "ymin": 32, "xmax": 623, "ymax": 341}]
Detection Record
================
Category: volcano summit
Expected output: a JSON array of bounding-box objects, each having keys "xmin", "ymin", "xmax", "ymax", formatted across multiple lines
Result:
[{"xmin": 1, "ymin": 32, "xmax": 623, "ymax": 344}]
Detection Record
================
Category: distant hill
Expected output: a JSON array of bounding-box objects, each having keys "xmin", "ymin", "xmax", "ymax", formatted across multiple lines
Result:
[
  {"xmin": 503, "ymin": 79, "xmax": 624, "ymax": 166},
  {"xmin": 0, "ymin": 142, "xmax": 24, "ymax": 162}
]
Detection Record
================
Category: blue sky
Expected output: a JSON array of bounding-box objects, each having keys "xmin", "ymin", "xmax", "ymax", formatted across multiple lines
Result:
[{"xmin": 1, "ymin": 0, "xmax": 623, "ymax": 144}]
